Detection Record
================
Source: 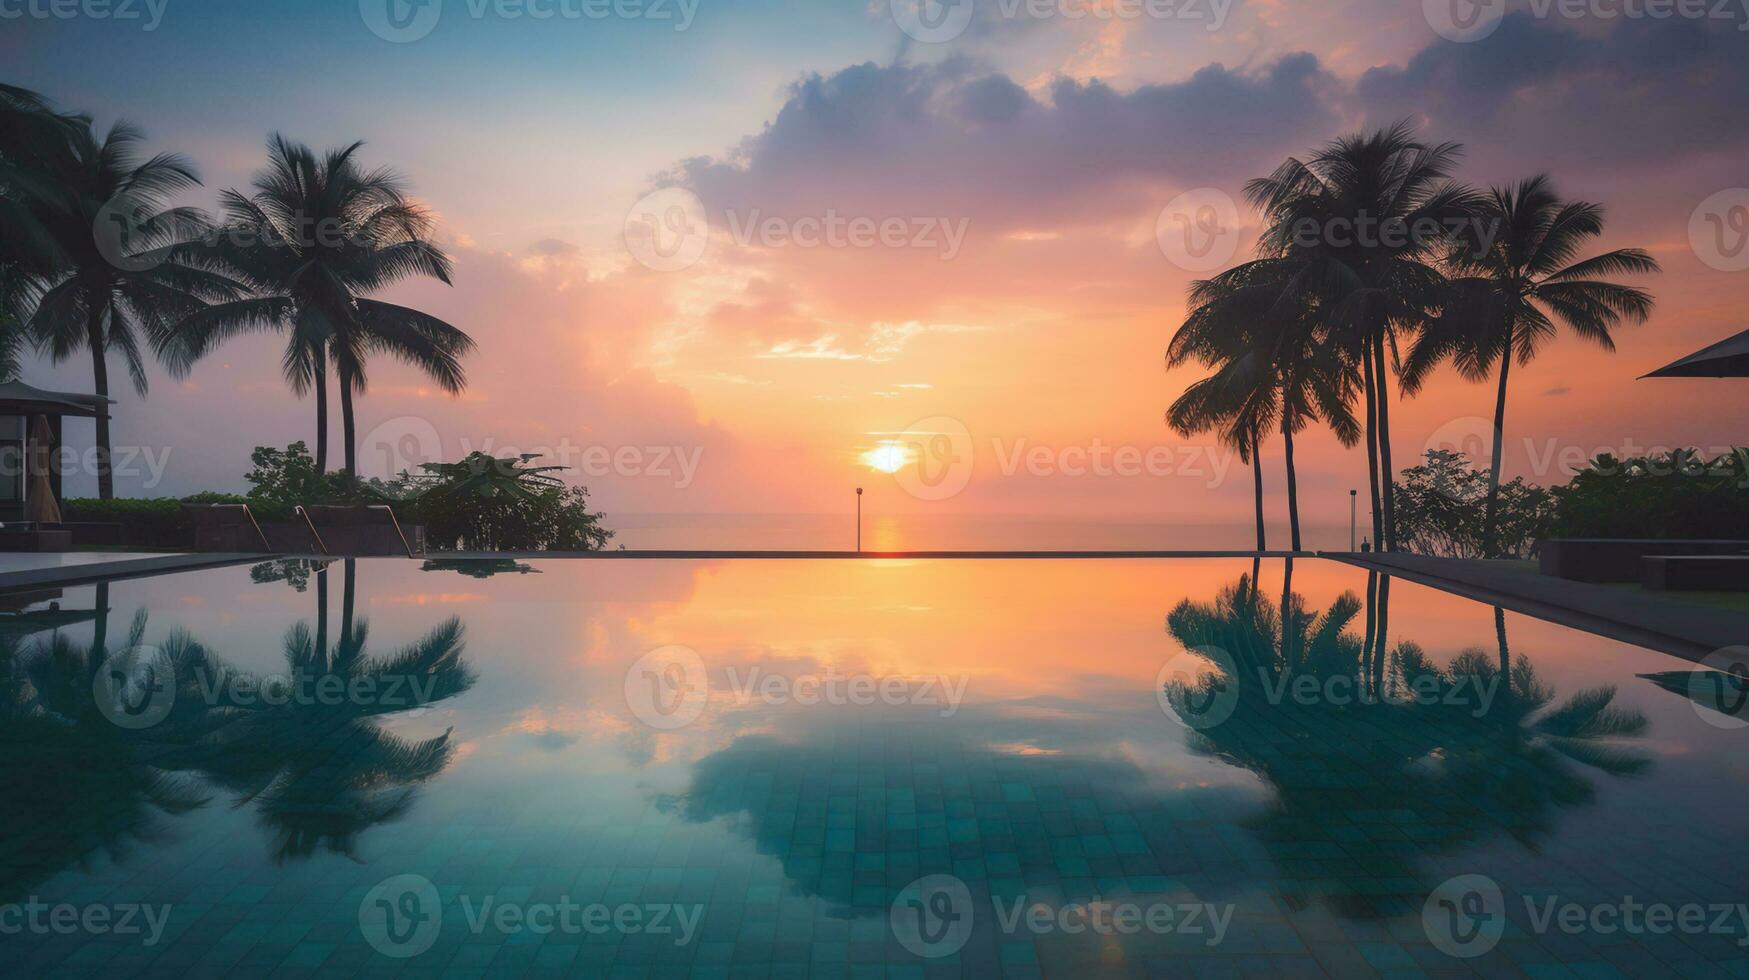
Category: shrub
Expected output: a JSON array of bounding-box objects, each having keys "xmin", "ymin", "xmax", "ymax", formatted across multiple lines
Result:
[
  {"xmin": 1548, "ymin": 449, "xmax": 1749, "ymax": 540},
  {"xmin": 407, "ymin": 453, "xmax": 612, "ymax": 552},
  {"xmin": 1393, "ymin": 450, "xmax": 1556, "ymax": 559}
]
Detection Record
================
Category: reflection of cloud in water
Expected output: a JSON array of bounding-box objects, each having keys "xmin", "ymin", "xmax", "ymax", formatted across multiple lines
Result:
[{"xmin": 670, "ymin": 698, "xmax": 1267, "ymax": 917}]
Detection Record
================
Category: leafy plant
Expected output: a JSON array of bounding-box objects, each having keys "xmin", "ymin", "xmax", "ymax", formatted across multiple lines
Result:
[
  {"xmin": 245, "ymin": 441, "xmax": 354, "ymax": 508},
  {"xmin": 1394, "ymin": 449, "xmax": 1556, "ymax": 558},
  {"xmin": 1548, "ymin": 449, "xmax": 1749, "ymax": 540},
  {"xmin": 409, "ymin": 453, "xmax": 612, "ymax": 552}
]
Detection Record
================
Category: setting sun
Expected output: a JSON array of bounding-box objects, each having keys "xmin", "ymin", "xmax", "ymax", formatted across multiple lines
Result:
[{"xmin": 863, "ymin": 442, "xmax": 909, "ymax": 474}]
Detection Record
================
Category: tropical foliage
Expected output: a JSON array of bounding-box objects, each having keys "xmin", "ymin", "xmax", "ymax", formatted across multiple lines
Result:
[
  {"xmin": 1393, "ymin": 449, "xmax": 1557, "ymax": 558},
  {"xmin": 1168, "ymin": 125, "xmax": 1657, "ymax": 553},
  {"xmin": 1162, "ymin": 571, "xmax": 1649, "ymax": 915},
  {"xmin": 0, "ymin": 563, "xmax": 474, "ymax": 898},
  {"xmin": 1406, "ymin": 175, "xmax": 1658, "ymax": 556},
  {"xmin": 0, "ymin": 84, "xmax": 475, "ymax": 500},
  {"xmin": 405, "ymin": 453, "xmax": 613, "ymax": 552},
  {"xmin": 168, "ymin": 136, "xmax": 473, "ymax": 475},
  {"xmin": 1548, "ymin": 448, "xmax": 1749, "ymax": 540}
]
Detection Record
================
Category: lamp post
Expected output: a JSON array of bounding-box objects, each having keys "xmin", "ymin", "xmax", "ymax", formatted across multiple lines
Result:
[
  {"xmin": 856, "ymin": 487, "xmax": 863, "ymax": 553},
  {"xmin": 1350, "ymin": 489, "xmax": 1358, "ymax": 552}
]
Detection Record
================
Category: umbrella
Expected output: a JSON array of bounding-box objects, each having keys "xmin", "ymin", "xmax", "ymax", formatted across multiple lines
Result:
[
  {"xmin": 1641, "ymin": 327, "xmax": 1749, "ymax": 378},
  {"xmin": 25, "ymin": 415, "xmax": 61, "ymax": 525}
]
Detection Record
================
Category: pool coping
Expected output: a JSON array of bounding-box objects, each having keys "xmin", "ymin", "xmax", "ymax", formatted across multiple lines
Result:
[
  {"xmin": 1324, "ymin": 551, "xmax": 1747, "ymax": 664},
  {"xmin": 0, "ymin": 552, "xmax": 270, "ymax": 594},
  {"xmin": 434, "ymin": 549, "xmax": 1313, "ymax": 559}
]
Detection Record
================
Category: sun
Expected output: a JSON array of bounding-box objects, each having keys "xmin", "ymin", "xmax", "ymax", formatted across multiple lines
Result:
[{"xmin": 863, "ymin": 442, "xmax": 909, "ymax": 474}]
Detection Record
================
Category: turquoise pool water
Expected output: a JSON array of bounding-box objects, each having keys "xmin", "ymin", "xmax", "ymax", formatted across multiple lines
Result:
[{"xmin": 2, "ymin": 557, "xmax": 1746, "ymax": 978}]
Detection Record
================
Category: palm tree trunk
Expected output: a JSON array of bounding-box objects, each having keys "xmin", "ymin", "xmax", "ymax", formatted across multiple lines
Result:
[
  {"xmin": 339, "ymin": 365, "xmax": 357, "ymax": 477},
  {"xmin": 1283, "ymin": 418, "xmax": 1302, "ymax": 553},
  {"xmin": 315, "ymin": 562, "xmax": 330, "ymax": 668},
  {"xmin": 87, "ymin": 304, "xmax": 114, "ymax": 500},
  {"xmin": 1373, "ymin": 333, "xmax": 1397, "ymax": 551},
  {"xmin": 1251, "ymin": 430, "xmax": 1267, "ymax": 552},
  {"xmin": 313, "ymin": 347, "xmax": 329, "ymax": 475},
  {"xmin": 1362, "ymin": 338, "xmax": 1383, "ymax": 550},
  {"xmin": 1482, "ymin": 326, "xmax": 1515, "ymax": 559},
  {"xmin": 1361, "ymin": 569, "xmax": 1378, "ymax": 695},
  {"xmin": 1280, "ymin": 556, "xmax": 1296, "ymax": 670},
  {"xmin": 341, "ymin": 557, "xmax": 356, "ymax": 640},
  {"xmin": 1494, "ymin": 605, "xmax": 1510, "ymax": 676},
  {"xmin": 1375, "ymin": 574, "xmax": 1392, "ymax": 683},
  {"xmin": 92, "ymin": 581, "xmax": 110, "ymax": 658}
]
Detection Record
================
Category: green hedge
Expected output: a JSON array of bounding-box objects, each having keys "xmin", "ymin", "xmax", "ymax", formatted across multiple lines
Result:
[
  {"xmin": 62, "ymin": 494, "xmax": 294, "ymax": 549},
  {"xmin": 1548, "ymin": 449, "xmax": 1749, "ymax": 540}
]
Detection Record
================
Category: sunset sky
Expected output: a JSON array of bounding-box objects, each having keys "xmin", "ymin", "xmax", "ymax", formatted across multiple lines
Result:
[{"xmin": 8, "ymin": 0, "xmax": 1748, "ymax": 539}]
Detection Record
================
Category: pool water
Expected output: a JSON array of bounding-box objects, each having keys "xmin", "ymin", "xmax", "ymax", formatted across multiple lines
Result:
[{"xmin": 2, "ymin": 557, "xmax": 1746, "ymax": 978}]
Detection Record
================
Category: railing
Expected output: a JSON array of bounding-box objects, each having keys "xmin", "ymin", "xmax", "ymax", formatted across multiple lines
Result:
[
  {"xmin": 183, "ymin": 503, "xmax": 271, "ymax": 551},
  {"xmin": 365, "ymin": 504, "xmax": 418, "ymax": 558},
  {"xmin": 293, "ymin": 506, "xmax": 329, "ymax": 556}
]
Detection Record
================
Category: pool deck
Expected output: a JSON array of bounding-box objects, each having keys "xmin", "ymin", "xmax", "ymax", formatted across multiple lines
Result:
[
  {"xmin": 1326, "ymin": 551, "xmax": 1748, "ymax": 664},
  {"xmin": 0, "ymin": 551, "xmax": 268, "ymax": 593}
]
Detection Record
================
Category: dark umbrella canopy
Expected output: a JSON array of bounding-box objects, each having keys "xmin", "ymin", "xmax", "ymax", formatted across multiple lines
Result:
[{"xmin": 1642, "ymin": 327, "xmax": 1749, "ymax": 378}]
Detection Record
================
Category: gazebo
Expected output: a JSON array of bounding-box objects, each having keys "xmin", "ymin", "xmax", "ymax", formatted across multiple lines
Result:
[{"xmin": 0, "ymin": 378, "xmax": 115, "ymax": 525}]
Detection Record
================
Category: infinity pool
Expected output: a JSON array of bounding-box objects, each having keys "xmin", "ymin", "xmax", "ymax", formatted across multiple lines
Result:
[{"xmin": 3, "ymin": 558, "xmax": 1746, "ymax": 977}]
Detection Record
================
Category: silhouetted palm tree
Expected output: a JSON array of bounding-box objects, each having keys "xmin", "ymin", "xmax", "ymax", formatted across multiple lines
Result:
[
  {"xmin": 170, "ymin": 136, "xmax": 472, "ymax": 475},
  {"xmin": 0, "ymin": 84, "xmax": 80, "ymax": 370},
  {"xmin": 1169, "ymin": 264, "xmax": 1360, "ymax": 550},
  {"xmin": 18, "ymin": 117, "xmax": 238, "ymax": 497},
  {"xmin": 1405, "ymin": 175, "xmax": 1658, "ymax": 556},
  {"xmin": 1245, "ymin": 124, "xmax": 1480, "ymax": 550}
]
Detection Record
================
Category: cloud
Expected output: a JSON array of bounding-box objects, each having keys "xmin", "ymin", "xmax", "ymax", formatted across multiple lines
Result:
[
  {"xmin": 678, "ymin": 54, "xmax": 1342, "ymax": 235},
  {"xmin": 1357, "ymin": 15, "xmax": 1749, "ymax": 173}
]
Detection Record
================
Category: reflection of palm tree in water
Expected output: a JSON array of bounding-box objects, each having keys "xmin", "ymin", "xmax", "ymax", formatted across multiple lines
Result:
[
  {"xmin": 0, "ymin": 560, "xmax": 475, "ymax": 895},
  {"xmin": 1163, "ymin": 571, "xmax": 1649, "ymax": 916}
]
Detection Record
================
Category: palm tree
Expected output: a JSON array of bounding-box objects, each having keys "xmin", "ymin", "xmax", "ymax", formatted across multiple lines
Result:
[
  {"xmin": 1167, "ymin": 354, "xmax": 1275, "ymax": 551},
  {"xmin": 0, "ymin": 84, "xmax": 79, "ymax": 358},
  {"xmin": 170, "ymin": 136, "xmax": 473, "ymax": 475},
  {"xmin": 1405, "ymin": 175, "xmax": 1658, "ymax": 557},
  {"xmin": 1245, "ymin": 123, "xmax": 1480, "ymax": 550},
  {"xmin": 20, "ymin": 118, "xmax": 239, "ymax": 498},
  {"xmin": 1170, "ymin": 265, "xmax": 1361, "ymax": 551}
]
